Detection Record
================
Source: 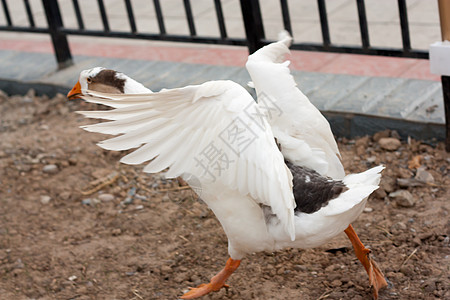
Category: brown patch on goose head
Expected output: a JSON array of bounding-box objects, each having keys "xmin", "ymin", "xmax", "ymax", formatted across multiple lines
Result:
[{"xmin": 88, "ymin": 69, "xmax": 126, "ymax": 94}]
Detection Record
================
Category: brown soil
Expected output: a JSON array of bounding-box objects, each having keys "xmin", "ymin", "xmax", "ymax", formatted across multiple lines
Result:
[{"xmin": 0, "ymin": 90, "xmax": 449, "ymax": 300}]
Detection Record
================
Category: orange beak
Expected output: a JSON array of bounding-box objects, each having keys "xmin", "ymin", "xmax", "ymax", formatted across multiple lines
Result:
[{"xmin": 67, "ymin": 81, "xmax": 82, "ymax": 100}]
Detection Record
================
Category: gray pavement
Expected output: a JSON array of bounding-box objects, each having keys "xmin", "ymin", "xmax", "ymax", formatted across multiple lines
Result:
[{"xmin": 0, "ymin": 49, "xmax": 444, "ymax": 142}]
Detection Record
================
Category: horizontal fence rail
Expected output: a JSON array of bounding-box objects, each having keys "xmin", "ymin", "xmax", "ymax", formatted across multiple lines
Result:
[{"xmin": 0, "ymin": 0, "xmax": 430, "ymax": 69}]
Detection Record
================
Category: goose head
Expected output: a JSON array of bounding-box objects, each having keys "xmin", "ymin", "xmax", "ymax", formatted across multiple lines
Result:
[{"xmin": 67, "ymin": 67, "xmax": 151, "ymax": 99}]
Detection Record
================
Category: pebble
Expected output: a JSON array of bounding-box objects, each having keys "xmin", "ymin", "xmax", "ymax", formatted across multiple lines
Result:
[
  {"xmin": 356, "ymin": 145, "xmax": 366, "ymax": 156},
  {"xmin": 373, "ymin": 129, "xmax": 390, "ymax": 142},
  {"xmin": 412, "ymin": 237, "xmax": 422, "ymax": 247},
  {"xmin": 11, "ymin": 268, "xmax": 23, "ymax": 276},
  {"xmin": 397, "ymin": 178, "xmax": 425, "ymax": 188},
  {"xmin": 395, "ymin": 222, "xmax": 408, "ymax": 230},
  {"xmin": 0, "ymin": 89, "xmax": 7, "ymax": 101},
  {"xmin": 326, "ymin": 273, "xmax": 341, "ymax": 283},
  {"xmin": 391, "ymin": 222, "xmax": 407, "ymax": 231},
  {"xmin": 355, "ymin": 136, "xmax": 370, "ymax": 148},
  {"xmin": 68, "ymin": 156, "xmax": 78, "ymax": 165},
  {"xmin": 68, "ymin": 275, "xmax": 77, "ymax": 281},
  {"xmin": 422, "ymin": 279, "xmax": 437, "ymax": 293},
  {"xmin": 160, "ymin": 265, "xmax": 173, "ymax": 274},
  {"xmin": 111, "ymin": 228, "xmax": 122, "ymax": 236},
  {"xmin": 367, "ymin": 156, "xmax": 377, "ymax": 163},
  {"xmin": 82, "ymin": 199, "xmax": 91, "ymax": 205},
  {"xmin": 59, "ymin": 191, "xmax": 71, "ymax": 201},
  {"xmin": 38, "ymin": 124, "xmax": 49, "ymax": 131},
  {"xmin": 443, "ymin": 236, "xmax": 449, "ymax": 246},
  {"xmin": 389, "ymin": 190, "xmax": 416, "ymax": 207},
  {"xmin": 15, "ymin": 258, "xmax": 24, "ymax": 269},
  {"xmin": 121, "ymin": 197, "xmax": 134, "ymax": 205},
  {"xmin": 381, "ymin": 177, "xmax": 396, "ymax": 193},
  {"xmin": 324, "ymin": 264, "xmax": 337, "ymax": 272},
  {"xmin": 82, "ymin": 198, "xmax": 99, "ymax": 205},
  {"xmin": 373, "ymin": 188, "xmax": 387, "ymax": 199},
  {"xmin": 379, "ymin": 137, "xmax": 401, "ymax": 151},
  {"xmin": 397, "ymin": 167, "xmax": 413, "ymax": 179},
  {"xmin": 21, "ymin": 96, "xmax": 33, "ymax": 104},
  {"xmin": 98, "ymin": 193, "xmax": 114, "ymax": 202},
  {"xmin": 42, "ymin": 164, "xmax": 58, "ymax": 174},
  {"xmin": 331, "ymin": 279, "xmax": 342, "ymax": 287},
  {"xmin": 415, "ymin": 167, "xmax": 434, "ymax": 184},
  {"xmin": 293, "ymin": 264, "xmax": 307, "ymax": 272},
  {"xmin": 26, "ymin": 89, "xmax": 35, "ymax": 98},
  {"xmin": 363, "ymin": 207, "xmax": 373, "ymax": 213},
  {"xmin": 40, "ymin": 195, "xmax": 51, "ymax": 204},
  {"xmin": 134, "ymin": 194, "xmax": 148, "ymax": 201},
  {"xmin": 135, "ymin": 205, "xmax": 144, "ymax": 210},
  {"xmin": 399, "ymin": 265, "xmax": 415, "ymax": 276},
  {"xmin": 174, "ymin": 272, "xmax": 188, "ymax": 283}
]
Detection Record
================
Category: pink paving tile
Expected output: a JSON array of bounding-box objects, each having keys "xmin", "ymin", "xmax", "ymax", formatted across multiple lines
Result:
[
  {"xmin": 318, "ymin": 53, "xmax": 418, "ymax": 78},
  {"xmin": 183, "ymin": 48, "xmax": 248, "ymax": 67},
  {"xmin": 0, "ymin": 40, "xmax": 54, "ymax": 53},
  {"xmin": 67, "ymin": 42, "xmax": 249, "ymax": 67},
  {"xmin": 398, "ymin": 60, "xmax": 440, "ymax": 81},
  {"xmin": 288, "ymin": 51, "xmax": 339, "ymax": 72}
]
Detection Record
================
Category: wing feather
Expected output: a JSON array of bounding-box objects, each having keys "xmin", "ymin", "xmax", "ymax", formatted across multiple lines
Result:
[
  {"xmin": 246, "ymin": 31, "xmax": 345, "ymax": 179},
  {"xmin": 79, "ymin": 80, "xmax": 296, "ymax": 240}
]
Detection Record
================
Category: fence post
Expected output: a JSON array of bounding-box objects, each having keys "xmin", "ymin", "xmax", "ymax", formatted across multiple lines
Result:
[
  {"xmin": 42, "ymin": 0, "xmax": 73, "ymax": 69},
  {"xmin": 438, "ymin": 0, "xmax": 450, "ymax": 151},
  {"xmin": 240, "ymin": 0, "xmax": 265, "ymax": 53}
]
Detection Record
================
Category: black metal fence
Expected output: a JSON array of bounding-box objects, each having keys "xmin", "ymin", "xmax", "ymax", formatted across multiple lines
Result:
[{"xmin": 0, "ymin": 0, "xmax": 429, "ymax": 69}]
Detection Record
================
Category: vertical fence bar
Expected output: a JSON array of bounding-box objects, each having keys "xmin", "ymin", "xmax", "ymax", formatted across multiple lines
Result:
[
  {"xmin": 183, "ymin": 0, "xmax": 196, "ymax": 36},
  {"xmin": 280, "ymin": 0, "xmax": 292, "ymax": 34},
  {"xmin": 72, "ymin": 0, "xmax": 84, "ymax": 30},
  {"xmin": 124, "ymin": 0, "xmax": 137, "ymax": 33},
  {"xmin": 317, "ymin": 0, "xmax": 330, "ymax": 47},
  {"xmin": 97, "ymin": 0, "xmax": 110, "ymax": 32},
  {"xmin": 153, "ymin": 0, "xmax": 166, "ymax": 35},
  {"xmin": 1, "ymin": 0, "xmax": 12, "ymax": 26},
  {"xmin": 443, "ymin": 76, "xmax": 450, "ymax": 151},
  {"xmin": 214, "ymin": 0, "xmax": 227, "ymax": 39},
  {"xmin": 397, "ymin": 0, "xmax": 411, "ymax": 52},
  {"xmin": 240, "ymin": 0, "xmax": 265, "ymax": 53},
  {"xmin": 42, "ymin": 0, "xmax": 73, "ymax": 69},
  {"xmin": 356, "ymin": 0, "xmax": 370, "ymax": 50},
  {"xmin": 24, "ymin": 0, "xmax": 35, "ymax": 27},
  {"xmin": 438, "ymin": 0, "xmax": 450, "ymax": 151}
]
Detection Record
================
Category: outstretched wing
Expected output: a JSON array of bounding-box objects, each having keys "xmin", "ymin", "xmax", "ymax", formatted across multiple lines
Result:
[
  {"xmin": 246, "ymin": 31, "xmax": 345, "ymax": 179},
  {"xmin": 77, "ymin": 80, "xmax": 296, "ymax": 240}
]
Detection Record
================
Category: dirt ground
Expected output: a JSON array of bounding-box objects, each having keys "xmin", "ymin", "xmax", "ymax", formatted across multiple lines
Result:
[{"xmin": 0, "ymin": 89, "xmax": 448, "ymax": 300}]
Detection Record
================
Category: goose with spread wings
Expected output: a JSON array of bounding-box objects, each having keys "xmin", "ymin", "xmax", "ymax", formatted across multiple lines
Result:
[{"xmin": 67, "ymin": 33, "xmax": 387, "ymax": 299}]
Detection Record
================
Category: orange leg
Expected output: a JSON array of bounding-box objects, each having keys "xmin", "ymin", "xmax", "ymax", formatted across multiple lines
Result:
[
  {"xmin": 181, "ymin": 258, "xmax": 241, "ymax": 299},
  {"xmin": 344, "ymin": 224, "xmax": 388, "ymax": 299}
]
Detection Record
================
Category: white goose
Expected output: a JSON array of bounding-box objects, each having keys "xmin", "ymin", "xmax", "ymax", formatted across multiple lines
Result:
[{"xmin": 67, "ymin": 32, "xmax": 387, "ymax": 299}]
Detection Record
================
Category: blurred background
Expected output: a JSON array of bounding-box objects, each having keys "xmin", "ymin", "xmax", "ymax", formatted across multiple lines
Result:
[{"xmin": 0, "ymin": 0, "xmax": 442, "ymax": 50}]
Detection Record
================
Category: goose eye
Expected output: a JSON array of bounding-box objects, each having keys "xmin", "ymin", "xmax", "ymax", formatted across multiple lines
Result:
[{"xmin": 87, "ymin": 77, "xmax": 92, "ymax": 83}]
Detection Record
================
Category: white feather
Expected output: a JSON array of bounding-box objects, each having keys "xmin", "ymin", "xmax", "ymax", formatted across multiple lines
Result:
[
  {"xmin": 246, "ymin": 31, "xmax": 345, "ymax": 179},
  {"xmin": 79, "ymin": 80, "xmax": 296, "ymax": 242}
]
